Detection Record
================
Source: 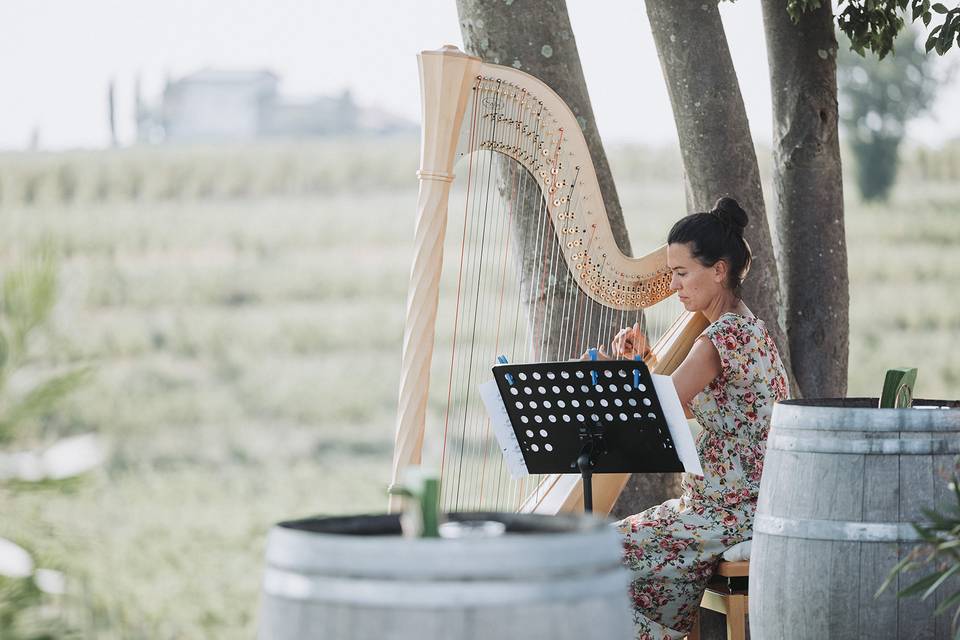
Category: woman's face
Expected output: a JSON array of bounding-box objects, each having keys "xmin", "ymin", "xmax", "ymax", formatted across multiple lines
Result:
[{"xmin": 666, "ymin": 242, "xmax": 727, "ymax": 312}]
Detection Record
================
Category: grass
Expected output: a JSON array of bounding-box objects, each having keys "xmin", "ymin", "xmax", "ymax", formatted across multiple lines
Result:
[{"xmin": 0, "ymin": 139, "xmax": 958, "ymax": 637}]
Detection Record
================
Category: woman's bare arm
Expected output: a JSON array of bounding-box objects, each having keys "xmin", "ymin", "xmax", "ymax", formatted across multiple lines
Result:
[{"xmin": 671, "ymin": 336, "xmax": 722, "ymax": 411}]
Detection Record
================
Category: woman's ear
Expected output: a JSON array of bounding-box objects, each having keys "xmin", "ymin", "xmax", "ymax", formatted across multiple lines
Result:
[{"xmin": 713, "ymin": 260, "xmax": 728, "ymax": 284}]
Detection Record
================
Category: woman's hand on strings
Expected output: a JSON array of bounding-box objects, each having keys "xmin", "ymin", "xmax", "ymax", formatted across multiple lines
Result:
[
  {"xmin": 611, "ymin": 322, "xmax": 651, "ymax": 359},
  {"xmin": 578, "ymin": 346, "xmax": 613, "ymax": 361}
]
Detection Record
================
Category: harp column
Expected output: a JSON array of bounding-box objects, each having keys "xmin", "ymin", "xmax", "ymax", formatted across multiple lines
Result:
[{"xmin": 389, "ymin": 46, "xmax": 481, "ymax": 511}]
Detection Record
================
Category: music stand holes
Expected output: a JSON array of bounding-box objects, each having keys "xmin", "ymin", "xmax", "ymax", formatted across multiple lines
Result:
[
  {"xmin": 618, "ymin": 369, "xmax": 628, "ymax": 378},
  {"xmin": 595, "ymin": 385, "xmax": 604, "ymax": 393},
  {"xmin": 591, "ymin": 413, "xmax": 600, "ymax": 422},
  {"xmin": 633, "ymin": 413, "xmax": 642, "ymax": 419},
  {"xmin": 524, "ymin": 387, "xmax": 533, "ymax": 395},
  {"xmin": 521, "ymin": 416, "xmax": 529, "ymax": 424},
  {"xmin": 566, "ymin": 385, "xmax": 575, "ymax": 393},
  {"xmin": 643, "ymin": 398, "xmax": 652, "ymax": 406},
  {"xmin": 603, "ymin": 370, "xmax": 613, "ymax": 378},
  {"xmin": 532, "ymin": 372, "xmax": 541, "ymax": 380},
  {"xmin": 622, "ymin": 384, "xmax": 632, "ymax": 392},
  {"xmin": 534, "ymin": 415, "xmax": 543, "ymax": 423},
  {"xmin": 599, "ymin": 399, "xmax": 609, "ymax": 408},
  {"xmin": 519, "ymin": 373, "xmax": 528, "ymax": 381},
  {"xmin": 546, "ymin": 372, "xmax": 556, "ymax": 380},
  {"xmin": 543, "ymin": 400, "xmax": 552, "ymax": 408},
  {"xmin": 585, "ymin": 399, "xmax": 595, "ymax": 408},
  {"xmin": 571, "ymin": 399, "xmax": 580, "ymax": 407},
  {"xmin": 628, "ymin": 398, "xmax": 638, "ymax": 407},
  {"xmin": 562, "ymin": 414, "xmax": 571, "ymax": 422},
  {"xmin": 526, "ymin": 429, "xmax": 535, "ymax": 437},
  {"xmin": 614, "ymin": 399, "xmax": 623, "ymax": 407},
  {"xmin": 528, "ymin": 401, "xmax": 537, "ymax": 409},
  {"xmin": 575, "ymin": 370, "xmax": 585, "ymax": 379},
  {"xmin": 510, "ymin": 387, "xmax": 519, "ymax": 395},
  {"xmin": 561, "ymin": 371, "xmax": 570, "ymax": 379},
  {"xmin": 515, "ymin": 402, "xmax": 524, "ymax": 409},
  {"xmin": 548, "ymin": 414, "xmax": 557, "ymax": 422},
  {"xmin": 648, "ymin": 412, "xmax": 657, "ymax": 419},
  {"xmin": 539, "ymin": 429, "xmax": 548, "ymax": 437},
  {"xmin": 538, "ymin": 386, "xmax": 546, "ymax": 394},
  {"xmin": 605, "ymin": 413, "xmax": 614, "ymax": 422},
  {"xmin": 620, "ymin": 412, "xmax": 628, "ymax": 421},
  {"xmin": 544, "ymin": 443, "xmax": 554, "ymax": 452},
  {"xmin": 557, "ymin": 400, "xmax": 566, "ymax": 408},
  {"xmin": 531, "ymin": 444, "xmax": 540, "ymax": 452},
  {"xmin": 552, "ymin": 385, "xmax": 560, "ymax": 394},
  {"xmin": 583, "ymin": 385, "xmax": 592, "ymax": 393},
  {"xmin": 609, "ymin": 384, "xmax": 618, "ymax": 392},
  {"xmin": 577, "ymin": 414, "xmax": 585, "ymax": 422},
  {"xmin": 637, "ymin": 384, "xmax": 646, "ymax": 392}
]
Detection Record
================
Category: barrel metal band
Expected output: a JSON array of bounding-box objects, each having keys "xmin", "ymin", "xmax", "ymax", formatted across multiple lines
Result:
[
  {"xmin": 768, "ymin": 434, "xmax": 960, "ymax": 455},
  {"xmin": 262, "ymin": 566, "xmax": 629, "ymax": 606},
  {"xmin": 754, "ymin": 514, "xmax": 922, "ymax": 542}
]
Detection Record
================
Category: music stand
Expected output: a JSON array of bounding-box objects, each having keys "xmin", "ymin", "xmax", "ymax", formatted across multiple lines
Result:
[{"xmin": 491, "ymin": 358, "xmax": 684, "ymax": 512}]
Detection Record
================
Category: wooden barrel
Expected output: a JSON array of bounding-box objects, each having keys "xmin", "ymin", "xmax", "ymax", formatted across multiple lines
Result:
[
  {"xmin": 258, "ymin": 512, "xmax": 633, "ymax": 639},
  {"xmin": 751, "ymin": 398, "xmax": 960, "ymax": 639}
]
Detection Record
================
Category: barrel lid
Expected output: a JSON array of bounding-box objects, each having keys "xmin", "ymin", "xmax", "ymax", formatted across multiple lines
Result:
[
  {"xmin": 773, "ymin": 398, "xmax": 960, "ymax": 432},
  {"xmin": 264, "ymin": 512, "xmax": 624, "ymax": 579}
]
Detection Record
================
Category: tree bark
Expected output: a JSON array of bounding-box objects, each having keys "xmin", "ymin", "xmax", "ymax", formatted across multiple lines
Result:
[
  {"xmin": 644, "ymin": 0, "xmax": 795, "ymax": 392},
  {"xmin": 456, "ymin": 0, "xmax": 681, "ymax": 512},
  {"xmin": 761, "ymin": 0, "xmax": 848, "ymax": 398}
]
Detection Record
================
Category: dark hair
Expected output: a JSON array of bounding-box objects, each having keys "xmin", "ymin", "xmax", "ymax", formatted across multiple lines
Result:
[{"xmin": 666, "ymin": 197, "xmax": 752, "ymax": 296}]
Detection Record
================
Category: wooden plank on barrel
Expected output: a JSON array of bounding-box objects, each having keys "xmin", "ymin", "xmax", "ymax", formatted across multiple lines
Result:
[
  {"xmin": 898, "ymin": 452, "xmax": 936, "ymax": 640},
  {"xmin": 822, "ymin": 453, "xmax": 865, "ymax": 639},
  {"xmin": 859, "ymin": 453, "xmax": 900, "ymax": 638},
  {"xmin": 932, "ymin": 452, "xmax": 960, "ymax": 640}
]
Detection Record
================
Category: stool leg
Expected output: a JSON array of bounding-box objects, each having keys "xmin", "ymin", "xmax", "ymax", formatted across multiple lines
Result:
[
  {"xmin": 687, "ymin": 611, "xmax": 701, "ymax": 640},
  {"xmin": 725, "ymin": 595, "xmax": 746, "ymax": 640}
]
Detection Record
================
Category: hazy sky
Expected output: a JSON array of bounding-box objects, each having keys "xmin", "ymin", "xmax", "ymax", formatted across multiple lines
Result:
[{"xmin": 1, "ymin": 0, "xmax": 957, "ymax": 150}]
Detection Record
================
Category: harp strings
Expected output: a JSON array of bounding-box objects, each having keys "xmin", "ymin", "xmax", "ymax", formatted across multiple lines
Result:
[{"xmin": 434, "ymin": 77, "xmax": 683, "ymax": 512}]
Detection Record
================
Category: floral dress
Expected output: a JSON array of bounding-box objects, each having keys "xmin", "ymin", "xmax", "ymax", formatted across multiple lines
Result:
[{"xmin": 616, "ymin": 312, "xmax": 789, "ymax": 640}]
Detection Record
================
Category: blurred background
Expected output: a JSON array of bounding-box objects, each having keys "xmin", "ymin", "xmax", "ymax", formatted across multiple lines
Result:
[{"xmin": 1, "ymin": 0, "xmax": 958, "ymax": 637}]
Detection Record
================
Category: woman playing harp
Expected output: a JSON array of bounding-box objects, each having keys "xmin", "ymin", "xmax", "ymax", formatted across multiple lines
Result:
[{"xmin": 602, "ymin": 197, "xmax": 789, "ymax": 640}]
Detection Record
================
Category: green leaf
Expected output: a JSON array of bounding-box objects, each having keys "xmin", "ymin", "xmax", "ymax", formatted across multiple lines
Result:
[
  {"xmin": 0, "ymin": 367, "xmax": 92, "ymax": 442},
  {"xmin": 898, "ymin": 570, "xmax": 945, "ymax": 598},
  {"xmin": 923, "ymin": 563, "xmax": 960, "ymax": 600},
  {"xmin": 934, "ymin": 587, "xmax": 960, "ymax": 616},
  {"xmin": 932, "ymin": 3, "xmax": 949, "ymax": 13},
  {"xmin": 876, "ymin": 555, "xmax": 919, "ymax": 597}
]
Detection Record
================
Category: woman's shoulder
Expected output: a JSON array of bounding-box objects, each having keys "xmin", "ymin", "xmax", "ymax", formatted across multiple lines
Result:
[{"xmin": 702, "ymin": 312, "xmax": 769, "ymax": 352}]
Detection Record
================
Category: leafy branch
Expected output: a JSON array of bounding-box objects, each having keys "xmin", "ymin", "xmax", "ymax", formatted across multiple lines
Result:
[
  {"xmin": 876, "ymin": 470, "xmax": 960, "ymax": 638},
  {"xmin": 787, "ymin": 0, "xmax": 960, "ymax": 58}
]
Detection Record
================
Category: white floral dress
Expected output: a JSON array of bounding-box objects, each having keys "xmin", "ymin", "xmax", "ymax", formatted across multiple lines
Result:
[{"xmin": 616, "ymin": 313, "xmax": 789, "ymax": 640}]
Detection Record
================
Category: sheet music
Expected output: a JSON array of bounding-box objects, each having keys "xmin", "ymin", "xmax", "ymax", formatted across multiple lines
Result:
[
  {"xmin": 651, "ymin": 374, "xmax": 704, "ymax": 476},
  {"xmin": 479, "ymin": 379, "xmax": 529, "ymax": 479}
]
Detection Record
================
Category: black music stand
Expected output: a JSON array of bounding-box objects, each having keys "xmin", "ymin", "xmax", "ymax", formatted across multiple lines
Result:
[{"xmin": 491, "ymin": 358, "xmax": 684, "ymax": 512}]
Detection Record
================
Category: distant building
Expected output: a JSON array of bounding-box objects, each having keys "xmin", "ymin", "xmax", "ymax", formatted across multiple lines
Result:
[{"xmin": 136, "ymin": 69, "xmax": 414, "ymax": 143}]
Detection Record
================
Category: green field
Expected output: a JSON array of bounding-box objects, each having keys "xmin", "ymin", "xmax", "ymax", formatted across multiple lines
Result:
[{"xmin": 1, "ymin": 138, "xmax": 958, "ymax": 637}]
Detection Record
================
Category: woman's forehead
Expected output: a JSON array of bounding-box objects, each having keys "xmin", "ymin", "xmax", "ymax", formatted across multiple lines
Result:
[{"xmin": 666, "ymin": 242, "xmax": 694, "ymax": 266}]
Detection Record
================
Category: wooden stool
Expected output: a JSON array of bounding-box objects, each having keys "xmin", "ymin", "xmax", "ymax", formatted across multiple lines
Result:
[{"xmin": 687, "ymin": 560, "xmax": 749, "ymax": 640}]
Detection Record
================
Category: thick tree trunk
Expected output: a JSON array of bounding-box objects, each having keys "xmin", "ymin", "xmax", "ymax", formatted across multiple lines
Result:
[
  {"xmin": 644, "ymin": 0, "xmax": 795, "ymax": 391},
  {"xmin": 761, "ymin": 0, "xmax": 849, "ymax": 398},
  {"xmin": 456, "ymin": 0, "xmax": 681, "ymax": 512}
]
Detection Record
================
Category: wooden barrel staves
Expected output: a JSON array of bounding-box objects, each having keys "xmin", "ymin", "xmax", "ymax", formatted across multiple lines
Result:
[
  {"xmin": 750, "ymin": 398, "xmax": 960, "ymax": 639},
  {"xmin": 258, "ymin": 512, "xmax": 633, "ymax": 639}
]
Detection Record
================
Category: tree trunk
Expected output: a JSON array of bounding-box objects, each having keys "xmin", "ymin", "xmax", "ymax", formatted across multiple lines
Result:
[
  {"xmin": 761, "ymin": 0, "xmax": 848, "ymax": 398},
  {"xmin": 456, "ymin": 0, "xmax": 681, "ymax": 512},
  {"xmin": 644, "ymin": 0, "xmax": 795, "ymax": 392}
]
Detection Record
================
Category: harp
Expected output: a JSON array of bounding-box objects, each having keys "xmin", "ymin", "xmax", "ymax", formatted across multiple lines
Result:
[{"xmin": 389, "ymin": 45, "xmax": 707, "ymax": 515}]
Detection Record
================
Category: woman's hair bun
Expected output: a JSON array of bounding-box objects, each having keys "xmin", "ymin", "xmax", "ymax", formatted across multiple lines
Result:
[{"xmin": 711, "ymin": 197, "xmax": 748, "ymax": 234}]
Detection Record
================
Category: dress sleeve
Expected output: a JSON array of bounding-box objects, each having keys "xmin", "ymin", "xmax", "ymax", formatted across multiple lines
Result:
[{"xmin": 703, "ymin": 316, "xmax": 747, "ymax": 386}]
